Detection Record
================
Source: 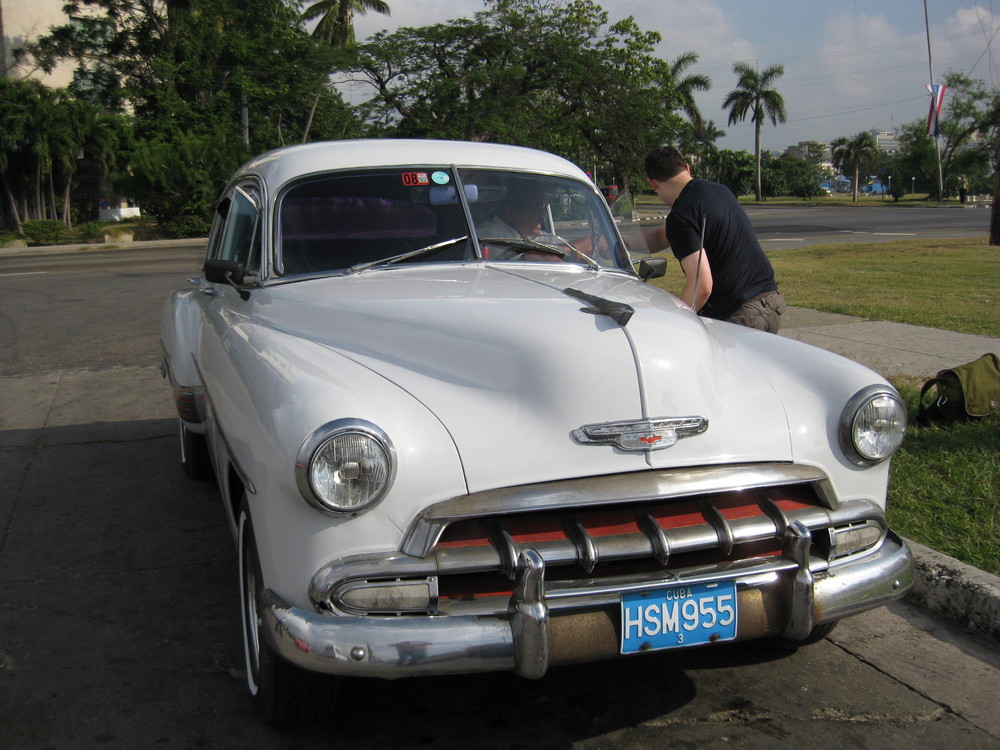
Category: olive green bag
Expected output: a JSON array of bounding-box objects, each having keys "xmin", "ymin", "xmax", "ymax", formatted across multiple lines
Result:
[{"xmin": 917, "ymin": 353, "xmax": 1000, "ymax": 424}]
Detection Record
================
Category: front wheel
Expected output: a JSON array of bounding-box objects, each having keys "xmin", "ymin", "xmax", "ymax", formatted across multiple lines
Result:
[{"xmin": 239, "ymin": 501, "xmax": 339, "ymax": 727}]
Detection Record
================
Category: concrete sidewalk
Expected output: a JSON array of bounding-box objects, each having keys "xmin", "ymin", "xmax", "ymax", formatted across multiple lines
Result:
[
  {"xmin": 780, "ymin": 307, "xmax": 999, "ymax": 380},
  {"xmin": 781, "ymin": 306, "xmax": 1000, "ymax": 641}
]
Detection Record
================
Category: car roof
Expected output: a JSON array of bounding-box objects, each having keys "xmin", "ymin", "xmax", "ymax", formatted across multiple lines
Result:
[{"xmin": 234, "ymin": 139, "xmax": 590, "ymax": 190}]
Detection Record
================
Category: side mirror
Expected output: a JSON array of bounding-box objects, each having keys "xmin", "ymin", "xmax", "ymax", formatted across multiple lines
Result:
[
  {"xmin": 637, "ymin": 257, "xmax": 667, "ymax": 281},
  {"xmin": 204, "ymin": 259, "xmax": 250, "ymax": 300},
  {"xmin": 204, "ymin": 259, "xmax": 245, "ymax": 285}
]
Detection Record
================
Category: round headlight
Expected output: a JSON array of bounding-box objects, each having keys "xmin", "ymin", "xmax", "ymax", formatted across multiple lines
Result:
[
  {"xmin": 839, "ymin": 386, "xmax": 907, "ymax": 466},
  {"xmin": 296, "ymin": 420, "xmax": 395, "ymax": 514}
]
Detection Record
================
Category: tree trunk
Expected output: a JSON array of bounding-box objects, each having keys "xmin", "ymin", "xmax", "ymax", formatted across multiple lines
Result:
[
  {"xmin": 2, "ymin": 173, "xmax": 24, "ymax": 235},
  {"xmin": 61, "ymin": 176, "xmax": 73, "ymax": 228},
  {"xmin": 989, "ymin": 167, "xmax": 1000, "ymax": 245},
  {"xmin": 754, "ymin": 121, "xmax": 762, "ymax": 201},
  {"xmin": 302, "ymin": 92, "xmax": 321, "ymax": 144},
  {"xmin": 48, "ymin": 171, "xmax": 58, "ymax": 222}
]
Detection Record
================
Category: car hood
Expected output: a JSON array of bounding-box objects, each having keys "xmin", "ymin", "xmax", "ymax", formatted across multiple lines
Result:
[{"xmin": 259, "ymin": 263, "xmax": 792, "ymax": 493}]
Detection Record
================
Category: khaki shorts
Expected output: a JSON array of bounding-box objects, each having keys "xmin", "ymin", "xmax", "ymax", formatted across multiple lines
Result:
[{"xmin": 727, "ymin": 290, "xmax": 787, "ymax": 334}]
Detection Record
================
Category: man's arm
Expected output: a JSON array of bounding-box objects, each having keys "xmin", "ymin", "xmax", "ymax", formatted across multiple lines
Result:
[
  {"xmin": 643, "ymin": 223, "xmax": 669, "ymax": 252},
  {"xmin": 678, "ymin": 249, "xmax": 712, "ymax": 311}
]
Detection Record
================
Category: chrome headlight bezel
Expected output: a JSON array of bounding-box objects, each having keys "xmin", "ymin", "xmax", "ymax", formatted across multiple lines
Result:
[
  {"xmin": 295, "ymin": 419, "xmax": 396, "ymax": 515},
  {"xmin": 839, "ymin": 385, "xmax": 907, "ymax": 466}
]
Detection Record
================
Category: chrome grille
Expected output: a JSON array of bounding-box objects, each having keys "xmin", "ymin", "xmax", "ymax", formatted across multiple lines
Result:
[{"xmin": 310, "ymin": 464, "xmax": 888, "ymax": 616}]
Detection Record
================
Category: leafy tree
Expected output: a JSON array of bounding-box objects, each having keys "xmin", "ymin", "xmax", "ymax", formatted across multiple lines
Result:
[
  {"xmin": 722, "ymin": 62, "xmax": 787, "ymax": 201},
  {"xmin": 0, "ymin": 78, "xmax": 125, "ymax": 231},
  {"xmin": 894, "ymin": 72, "xmax": 1000, "ymax": 212},
  {"xmin": 831, "ymin": 131, "xmax": 880, "ymax": 203},
  {"xmin": 21, "ymin": 0, "xmax": 360, "ymax": 221},
  {"xmin": 698, "ymin": 148, "xmax": 755, "ymax": 197},
  {"xmin": 762, "ymin": 152, "xmax": 823, "ymax": 199},
  {"xmin": 340, "ymin": 0, "xmax": 686, "ymax": 185}
]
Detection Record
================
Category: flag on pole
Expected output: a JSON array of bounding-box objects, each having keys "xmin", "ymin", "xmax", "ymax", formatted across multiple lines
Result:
[{"xmin": 926, "ymin": 83, "xmax": 946, "ymax": 137}]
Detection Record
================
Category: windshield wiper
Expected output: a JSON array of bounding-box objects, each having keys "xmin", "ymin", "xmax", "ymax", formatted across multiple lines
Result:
[
  {"xmin": 346, "ymin": 235, "xmax": 469, "ymax": 275},
  {"xmin": 479, "ymin": 237, "xmax": 566, "ymax": 258},
  {"xmin": 480, "ymin": 236, "xmax": 603, "ymax": 271}
]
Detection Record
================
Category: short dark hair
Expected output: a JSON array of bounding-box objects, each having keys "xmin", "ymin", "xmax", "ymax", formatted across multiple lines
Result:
[{"xmin": 645, "ymin": 147, "xmax": 688, "ymax": 181}]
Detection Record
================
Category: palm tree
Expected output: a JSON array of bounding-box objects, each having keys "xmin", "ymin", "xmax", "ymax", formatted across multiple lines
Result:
[
  {"xmin": 831, "ymin": 131, "xmax": 880, "ymax": 203},
  {"xmin": 299, "ymin": 0, "xmax": 390, "ymax": 142},
  {"xmin": 722, "ymin": 62, "xmax": 787, "ymax": 201},
  {"xmin": 300, "ymin": 0, "xmax": 390, "ymax": 47},
  {"xmin": 667, "ymin": 52, "xmax": 711, "ymax": 140}
]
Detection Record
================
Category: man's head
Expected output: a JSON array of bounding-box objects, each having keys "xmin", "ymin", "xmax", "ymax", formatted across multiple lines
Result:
[
  {"xmin": 645, "ymin": 146, "xmax": 688, "ymax": 182},
  {"xmin": 645, "ymin": 146, "xmax": 692, "ymax": 206},
  {"xmin": 500, "ymin": 182, "xmax": 547, "ymax": 238}
]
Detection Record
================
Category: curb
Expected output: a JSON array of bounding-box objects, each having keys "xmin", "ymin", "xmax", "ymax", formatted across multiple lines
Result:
[
  {"xmin": 905, "ymin": 539, "xmax": 1000, "ymax": 642},
  {"xmin": 0, "ymin": 237, "xmax": 204, "ymax": 257}
]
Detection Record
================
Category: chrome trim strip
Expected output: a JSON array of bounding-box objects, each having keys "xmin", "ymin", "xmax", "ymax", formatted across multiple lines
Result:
[
  {"xmin": 401, "ymin": 463, "xmax": 839, "ymax": 558},
  {"xmin": 563, "ymin": 514, "xmax": 598, "ymax": 574},
  {"xmin": 635, "ymin": 508, "xmax": 671, "ymax": 565},
  {"xmin": 699, "ymin": 498, "xmax": 735, "ymax": 555}
]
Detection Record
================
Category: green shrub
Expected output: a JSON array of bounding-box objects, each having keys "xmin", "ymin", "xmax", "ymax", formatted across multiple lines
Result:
[
  {"xmin": 20, "ymin": 219, "xmax": 70, "ymax": 246},
  {"xmin": 160, "ymin": 215, "xmax": 210, "ymax": 239},
  {"xmin": 78, "ymin": 221, "xmax": 106, "ymax": 240}
]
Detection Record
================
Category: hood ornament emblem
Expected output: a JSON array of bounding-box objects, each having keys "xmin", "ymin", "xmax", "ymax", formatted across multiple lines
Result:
[{"xmin": 573, "ymin": 417, "xmax": 708, "ymax": 451}]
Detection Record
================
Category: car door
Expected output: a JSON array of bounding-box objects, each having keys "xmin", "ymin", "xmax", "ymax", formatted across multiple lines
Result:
[{"xmin": 198, "ymin": 182, "xmax": 264, "ymax": 502}]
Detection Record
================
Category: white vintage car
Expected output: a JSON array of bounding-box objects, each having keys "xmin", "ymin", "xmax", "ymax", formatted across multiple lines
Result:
[{"xmin": 161, "ymin": 139, "xmax": 913, "ymax": 727}]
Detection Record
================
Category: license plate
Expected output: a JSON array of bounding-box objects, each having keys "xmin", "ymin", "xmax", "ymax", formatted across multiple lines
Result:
[{"xmin": 621, "ymin": 580, "xmax": 737, "ymax": 653}]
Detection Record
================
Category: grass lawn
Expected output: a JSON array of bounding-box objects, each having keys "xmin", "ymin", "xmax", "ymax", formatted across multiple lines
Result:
[
  {"xmin": 651, "ymin": 236, "xmax": 999, "ymax": 574},
  {"xmin": 767, "ymin": 237, "xmax": 999, "ymax": 336},
  {"xmin": 890, "ymin": 377, "xmax": 999, "ymax": 575}
]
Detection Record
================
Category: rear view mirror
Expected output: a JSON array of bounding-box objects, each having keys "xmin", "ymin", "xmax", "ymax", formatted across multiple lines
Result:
[{"xmin": 636, "ymin": 257, "xmax": 667, "ymax": 281}]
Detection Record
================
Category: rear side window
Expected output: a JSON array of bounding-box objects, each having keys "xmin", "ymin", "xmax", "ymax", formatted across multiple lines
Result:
[{"xmin": 279, "ymin": 170, "xmax": 472, "ymax": 275}]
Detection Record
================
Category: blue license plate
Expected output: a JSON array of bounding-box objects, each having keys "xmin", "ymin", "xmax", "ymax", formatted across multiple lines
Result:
[{"xmin": 621, "ymin": 580, "xmax": 737, "ymax": 653}]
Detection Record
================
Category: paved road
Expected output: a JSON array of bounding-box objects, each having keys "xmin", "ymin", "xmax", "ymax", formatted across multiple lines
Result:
[
  {"xmin": 633, "ymin": 201, "xmax": 991, "ymax": 250},
  {"xmin": 1, "ymin": 235, "xmax": 999, "ymax": 748}
]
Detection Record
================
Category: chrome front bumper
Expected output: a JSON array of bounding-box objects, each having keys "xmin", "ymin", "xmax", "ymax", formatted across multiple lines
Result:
[{"xmin": 261, "ymin": 528, "xmax": 914, "ymax": 680}]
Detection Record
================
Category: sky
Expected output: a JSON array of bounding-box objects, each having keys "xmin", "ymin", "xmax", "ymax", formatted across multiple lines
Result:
[{"xmin": 346, "ymin": 0, "xmax": 1000, "ymax": 154}]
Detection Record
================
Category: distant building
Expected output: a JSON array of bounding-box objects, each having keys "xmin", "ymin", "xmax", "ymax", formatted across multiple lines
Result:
[
  {"xmin": 784, "ymin": 141, "xmax": 834, "ymax": 174},
  {"xmin": 872, "ymin": 130, "xmax": 900, "ymax": 153},
  {"xmin": 1, "ymin": 0, "xmax": 80, "ymax": 85},
  {"xmin": 3, "ymin": 1, "xmax": 137, "ymax": 221}
]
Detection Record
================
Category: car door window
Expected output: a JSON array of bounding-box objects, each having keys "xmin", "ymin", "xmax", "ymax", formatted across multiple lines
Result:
[{"xmin": 215, "ymin": 186, "xmax": 261, "ymax": 275}]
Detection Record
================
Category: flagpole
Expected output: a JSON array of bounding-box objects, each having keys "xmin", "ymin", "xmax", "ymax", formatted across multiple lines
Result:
[{"xmin": 924, "ymin": 0, "xmax": 945, "ymax": 201}]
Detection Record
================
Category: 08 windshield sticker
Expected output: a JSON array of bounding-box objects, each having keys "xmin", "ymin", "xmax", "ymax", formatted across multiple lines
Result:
[{"xmin": 401, "ymin": 172, "xmax": 430, "ymax": 186}]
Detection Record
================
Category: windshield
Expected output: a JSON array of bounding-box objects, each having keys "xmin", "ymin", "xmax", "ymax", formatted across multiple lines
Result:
[
  {"xmin": 459, "ymin": 169, "xmax": 628, "ymax": 270},
  {"xmin": 277, "ymin": 167, "xmax": 628, "ymax": 276}
]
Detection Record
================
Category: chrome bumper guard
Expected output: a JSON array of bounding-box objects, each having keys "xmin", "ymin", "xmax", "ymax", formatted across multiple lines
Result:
[{"xmin": 261, "ymin": 530, "xmax": 913, "ymax": 680}]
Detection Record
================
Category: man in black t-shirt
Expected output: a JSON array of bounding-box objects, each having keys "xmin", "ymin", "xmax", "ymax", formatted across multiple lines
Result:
[{"xmin": 642, "ymin": 146, "xmax": 786, "ymax": 333}]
